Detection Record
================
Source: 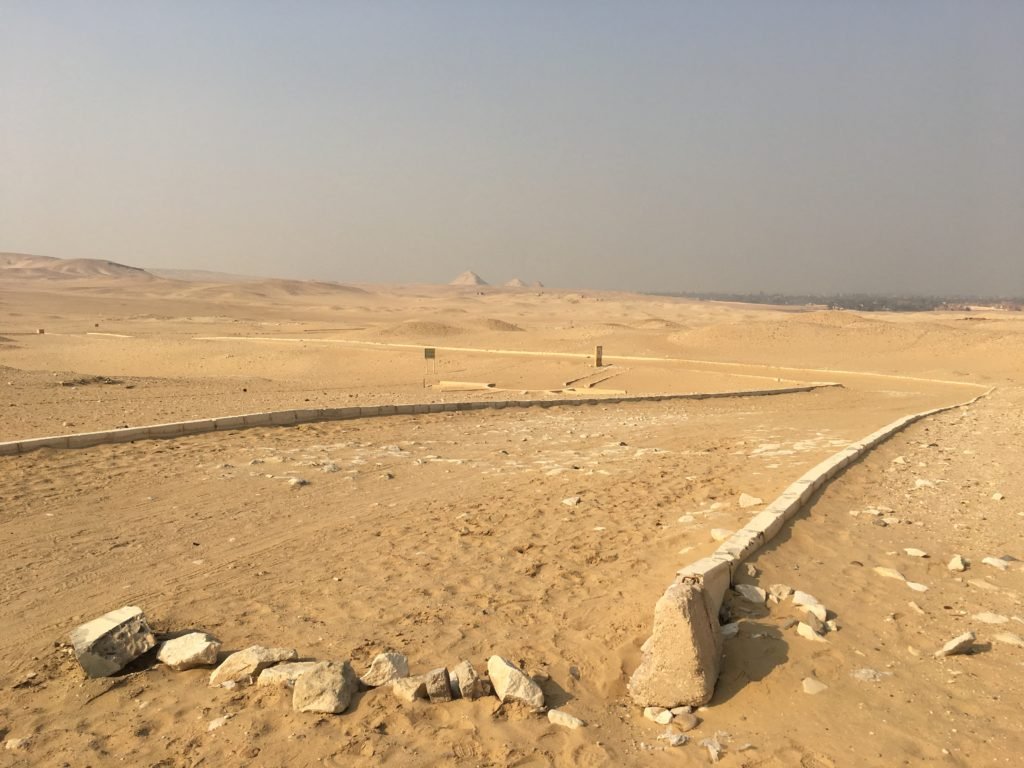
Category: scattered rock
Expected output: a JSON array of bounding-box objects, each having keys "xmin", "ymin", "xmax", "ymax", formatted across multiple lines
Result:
[
  {"xmin": 769, "ymin": 584, "xmax": 794, "ymax": 601},
  {"xmin": 982, "ymin": 557, "xmax": 1009, "ymax": 571},
  {"xmin": 851, "ymin": 668, "xmax": 884, "ymax": 682},
  {"xmin": 892, "ymin": 456, "xmax": 906, "ymax": 465},
  {"xmin": 487, "ymin": 656, "xmax": 545, "ymax": 708},
  {"xmin": 562, "ymin": 496, "xmax": 582, "ymax": 507},
  {"xmin": 392, "ymin": 676, "xmax": 428, "ymax": 702},
  {"xmin": 671, "ymin": 705, "xmax": 693, "ymax": 715},
  {"xmin": 710, "ymin": 528, "xmax": 732, "ymax": 542},
  {"xmin": 973, "ymin": 612, "xmax": 1009, "ymax": 624},
  {"xmin": 320, "ymin": 462, "xmax": 340, "ymax": 473},
  {"xmin": 738, "ymin": 493, "xmax": 763, "ymax": 509},
  {"xmin": 288, "ymin": 477, "xmax": 309, "ymax": 487},
  {"xmin": 803, "ymin": 602, "xmax": 828, "ymax": 622},
  {"xmin": 743, "ymin": 563, "xmax": 759, "ymax": 578},
  {"xmin": 548, "ymin": 709, "xmax": 586, "ymax": 729},
  {"xmin": 4, "ymin": 738, "xmax": 30, "ymax": 752},
  {"xmin": 947, "ymin": 555, "xmax": 967, "ymax": 572},
  {"xmin": 157, "ymin": 632, "xmax": 221, "ymax": 671},
  {"xmin": 906, "ymin": 582, "xmax": 929, "ymax": 593},
  {"xmin": 673, "ymin": 712, "xmax": 700, "ymax": 731},
  {"xmin": 934, "ymin": 631, "xmax": 976, "ymax": 658},
  {"xmin": 791, "ymin": 590, "xmax": 820, "ymax": 608},
  {"xmin": 643, "ymin": 706, "xmax": 674, "ymax": 725},
  {"xmin": 903, "ymin": 548, "xmax": 928, "ymax": 558},
  {"xmin": 803, "ymin": 611, "xmax": 827, "ymax": 635},
  {"xmin": 424, "ymin": 667, "xmax": 453, "ymax": 703},
  {"xmin": 292, "ymin": 660, "xmax": 359, "ymax": 714},
  {"xmin": 796, "ymin": 622, "xmax": 827, "ymax": 642},
  {"xmin": 993, "ymin": 632, "xmax": 1024, "ymax": 648},
  {"xmin": 658, "ymin": 731, "xmax": 688, "ymax": 747},
  {"xmin": 992, "ymin": 492, "xmax": 1004, "ymax": 501},
  {"xmin": 914, "ymin": 478, "xmax": 935, "ymax": 489},
  {"xmin": 452, "ymin": 659, "xmax": 486, "ymax": 700},
  {"xmin": 873, "ymin": 566, "xmax": 906, "ymax": 581},
  {"xmin": 802, "ymin": 677, "xmax": 828, "ymax": 694},
  {"xmin": 207, "ymin": 714, "xmax": 233, "ymax": 732},
  {"xmin": 733, "ymin": 584, "xmax": 767, "ymax": 604},
  {"xmin": 701, "ymin": 735, "xmax": 724, "ymax": 762},
  {"xmin": 360, "ymin": 652, "xmax": 409, "ymax": 688},
  {"xmin": 69, "ymin": 606, "xmax": 156, "ymax": 678},
  {"xmin": 257, "ymin": 661, "xmax": 319, "ymax": 688},
  {"xmin": 209, "ymin": 646, "xmax": 298, "ymax": 687},
  {"xmin": 720, "ymin": 622, "xmax": 740, "ymax": 639}
]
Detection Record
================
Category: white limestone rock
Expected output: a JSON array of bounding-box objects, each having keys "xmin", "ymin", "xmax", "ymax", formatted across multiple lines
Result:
[
  {"xmin": 452, "ymin": 659, "xmax": 486, "ymax": 700},
  {"xmin": 802, "ymin": 677, "xmax": 828, "ymax": 694},
  {"xmin": 738, "ymin": 493, "xmax": 763, "ymax": 509},
  {"xmin": 548, "ymin": 709, "xmax": 586, "ymax": 729},
  {"xmin": 487, "ymin": 656, "xmax": 545, "ymax": 708},
  {"xmin": 393, "ymin": 676, "xmax": 428, "ymax": 702},
  {"xmin": 982, "ymin": 557, "xmax": 1009, "ymax": 571},
  {"xmin": 424, "ymin": 667, "xmax": 453, "ymax": 703},
  {"xmin": 628, "ymin": 580, "xmax": 722, "ymax": 708},
  {"xmin": 257, "ymin": 661, "xmax": 319, "ymax": 688},
  {"xmin": 292, "ymin": 661, "xmax": 358, "ymax": 714},
  {"xmin": 69, "ymin": 606, "xmax": 156, "ymax": 678},
  {"xmin": 947, "ymin": 554, "xmax": 967, "ymax": 572},
  {"xmin": 993, "ymin": 632, "xmax": 1024, "ymax": 648},
  {"xmin": 733, "ymin": 584, "xmax": 767, "ymax": 605},
  {"xmin": 796, "ymin": 622, "xmax": 827, "ymax": 642},
  {"xmin": 873, "ymin": 566, "xmax": 906, "ymax": 581},
  {"xmin": 710, "ymin": 528, "xmax": 732, "ymax": 542},
  {"xmin": 209, "ymin": 645, "xmax": 298, "ymax": 687},
  {"xmin": 934, "ymin": 631, "xmax": 976, "ymax": 658},
  {"xmin": 359, "ymin": 652, "xmax": 409, "ymax": 688},
  {"xmin": 157, "ymin": 632, "xmax": 221, "ymax": 671}
]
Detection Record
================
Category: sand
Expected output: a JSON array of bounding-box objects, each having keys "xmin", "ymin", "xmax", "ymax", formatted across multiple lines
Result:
[{"xmin": 1, "ymin": 255, "xmax": 1022, "ymax": 766}]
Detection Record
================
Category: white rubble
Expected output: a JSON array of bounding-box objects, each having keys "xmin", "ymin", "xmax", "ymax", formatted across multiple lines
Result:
[
  {"xmin": 392, "ymin": 676, "xmax": 428, "ymax": 702},
  {"xmin": 934, "ymin": 631, "xmax": 976, "ymax": 658},
  {"xmin": 157, "ymin": 632, "xmax": 220, "ymax": 671},
  {"xmin": 257, "ymin": 662, "xmax": 319, "ymax": 688},
  {"xmin": 451, "ymin": 659, "xmax": 486, "ymax": 700},
  {"xmin": 209, "ymin": 645, "xmax": 298, "ymax": 687},
  {"xmin": 802, "ymin": 677, "xmax": 828, "ymax": 694},
  {"xmin": 738, "ymin": 493, "xmax": 763, "ymax": 509},
  {"xmin": 947, "ymin": 554, "xmax": 967, "ymax": 572},
  {"xmin": 487, "ymin": 656, "xmax": 545, "ymax": 708},
  {"xmin": 733, "ymin": 584, "xmax": 767, "ymax": 604},
  {"xmin": 548, "ymin": 709, "xmax": 586, "ymax": 729},
  {"xmin": 359, "ymin": 652, "xmax": 409, "ymax": 688},
  {"xmin": 69, "ymin": 606, "xmax": 156, "ymax": 678},
  {"xmin": 292, "ymin": 661, "xmax": 359, "ymax": 714}
]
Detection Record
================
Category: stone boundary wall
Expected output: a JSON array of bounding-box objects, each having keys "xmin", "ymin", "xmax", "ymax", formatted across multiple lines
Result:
[
  {"xmin": 630, "ymin": 386, "xmax": 995, "ymax": 707},
  {"xmin": 0, "ymin": 383, "xmax": 840, "ymax": 457}
]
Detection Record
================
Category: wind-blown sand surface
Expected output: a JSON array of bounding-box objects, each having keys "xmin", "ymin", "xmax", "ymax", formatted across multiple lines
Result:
[{"xmin": 1, "ymin": 255, "xmax": 1021, "ymax": 766}]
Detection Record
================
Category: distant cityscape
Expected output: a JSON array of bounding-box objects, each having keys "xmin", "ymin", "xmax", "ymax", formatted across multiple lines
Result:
[{"xmin": 648, "ymin": 292, "xmax": 1024, "ymax": 312}]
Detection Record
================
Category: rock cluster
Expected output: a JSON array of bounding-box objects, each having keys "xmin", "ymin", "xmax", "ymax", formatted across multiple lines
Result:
[{"xmin": 65, "ymin": 607, "xmax": 575, "ymax": 725}]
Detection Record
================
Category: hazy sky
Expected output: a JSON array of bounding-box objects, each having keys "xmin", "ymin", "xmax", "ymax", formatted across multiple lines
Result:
[{"xmin": 2, "ymin": 1, "xmax": 1022, "ymax": 295}]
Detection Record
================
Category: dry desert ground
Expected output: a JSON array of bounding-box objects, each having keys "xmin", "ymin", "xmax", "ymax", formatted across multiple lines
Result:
[{"xmin": 1, "ymin": 254, "xmax": 1023, "ymax": 767}]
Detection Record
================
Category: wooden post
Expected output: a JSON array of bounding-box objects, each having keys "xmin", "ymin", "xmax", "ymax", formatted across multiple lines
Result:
[{"xmin": 595, "ymin": 345, "xmax": 603, "ymax": 367}]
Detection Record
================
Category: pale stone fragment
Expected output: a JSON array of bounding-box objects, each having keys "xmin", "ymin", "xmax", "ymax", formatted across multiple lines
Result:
[
  {"xmin": 796, "ymin": 622, "xmax": 827, "ymax": 642},
  {"xmin": 70, "ymin": 606, "xmax": 156, "ymax": 678},
  {"xmin": 292, "ymin": 661, "xmax": 358, "ymax": 714},
  {"xmin": 873, "ymin": 566, "xmax": 906, "ymax": 581},
  {"xmin": 487, "ymin": 656, "xmax": 544, "ymax": 708},
  {"xmin": 934, "ymin": 631, "xmax": 976, "ymax": 658},
  {"xmin": 209, "ymin": 646, "xmax": 298, "ymax": 687},
  {"xmin": 452, "ymin": 659, "xmax": 485, "ymax": 700},
  {"xmin": 359, "ymin": 652, "xmax": 409, "ymax": 688},
  {"xmin": 733, "ymin": 584, "xmax": 767, "ymax": 604},
  {"xmin": 393, "ymin": 676, "xmax": 427, "ymax": 702},
  {"xmin": 802, "ymin": 677, "xmax": 828, "ymax": 694},
  {"xmin": 548, "ymin": 709, "xmax": 585, "ymax": 729},
  {"xmin": 424, "ymin": 667, "xmax": 453, "ymax": 703},
  {"xmin": 157, "ymin": 632, "xmax": 220, "ymax": 671},
  {"xmin": 257, "ymin": 662, "xmax": 319, "ymax": 688}
]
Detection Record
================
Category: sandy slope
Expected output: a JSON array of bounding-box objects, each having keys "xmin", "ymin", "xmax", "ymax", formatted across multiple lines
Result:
[{"xmin": 0, "ymin": 259, "xmax": 1021, "ymax": 766}]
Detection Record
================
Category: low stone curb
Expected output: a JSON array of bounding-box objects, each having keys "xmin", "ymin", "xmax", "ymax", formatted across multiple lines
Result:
[
  {"xmin": 0, "ymin": 383, "xmax": 840, "ymax": 456},
  {"xmin": 632, "ymin": 387, "xmax": 995, "ymax": 705}
]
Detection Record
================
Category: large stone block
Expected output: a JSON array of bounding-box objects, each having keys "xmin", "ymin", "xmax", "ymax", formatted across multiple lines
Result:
[
  {"xmin": 70, "ymin": 606, "xmax": 156, "ymax": 678},
  {"xmin": 209, "ymin": 645, "xmax": 298, "ymax": 687},
  {"xmin": 628, "ymin": 580, "xmax": 722, "ymax": 708},
  {"xmin": 487, "ymin": 656, "xmax": 544, "ymax": 708},
  {"xmin": 292, "ymin": 661, "xmax": 359, "ymax": 714},
  {"xmin": 157, "ymin": 632, "xmax": 220, "ymax": 671}
]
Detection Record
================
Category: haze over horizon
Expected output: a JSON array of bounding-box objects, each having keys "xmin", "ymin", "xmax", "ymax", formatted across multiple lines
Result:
[{"xmin": 2, "ymin": 2, "xmax": 1022, "ymax": 296}]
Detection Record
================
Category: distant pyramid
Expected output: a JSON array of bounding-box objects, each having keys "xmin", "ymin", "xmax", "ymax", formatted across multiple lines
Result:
[
  {"xmin": 450, "ymin": 270, "xmax": 488, "ymax": 286},
  {"xmin": 504, "ymin": 277, "xmax": 527, "ymax": 288},
  {"xmin": 530, "ymin": 280, "xmax": 545, "ymax": 288}
]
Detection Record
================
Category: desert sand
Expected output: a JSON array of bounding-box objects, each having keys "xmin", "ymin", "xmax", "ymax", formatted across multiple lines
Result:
[{"xmin": 1, "ymin": 253, "xmax": 1022, "ymax": 767}]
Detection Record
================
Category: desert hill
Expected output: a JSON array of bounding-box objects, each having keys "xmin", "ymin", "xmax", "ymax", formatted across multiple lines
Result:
[{"xmin": 0, "ymin": 252, "xmax": 153, "ymax": 280}]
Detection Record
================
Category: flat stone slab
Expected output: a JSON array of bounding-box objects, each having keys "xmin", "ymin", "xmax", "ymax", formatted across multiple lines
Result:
[
  {"xmin": 70, "ymin": 606, "xmax": 156, "ymax": 678},
  {"xmin": 359, "ymin": 652, "xmax": 409, "ymax": 688}
]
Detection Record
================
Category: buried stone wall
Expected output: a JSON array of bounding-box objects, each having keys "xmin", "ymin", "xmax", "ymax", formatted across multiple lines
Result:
[
  {"xmin": 0, "ymin": 383, "xmax": 839, "ymax": 456},
  {"xmin": 628, "ymin": 387, "xmax": 994, "ymax": 708}
]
